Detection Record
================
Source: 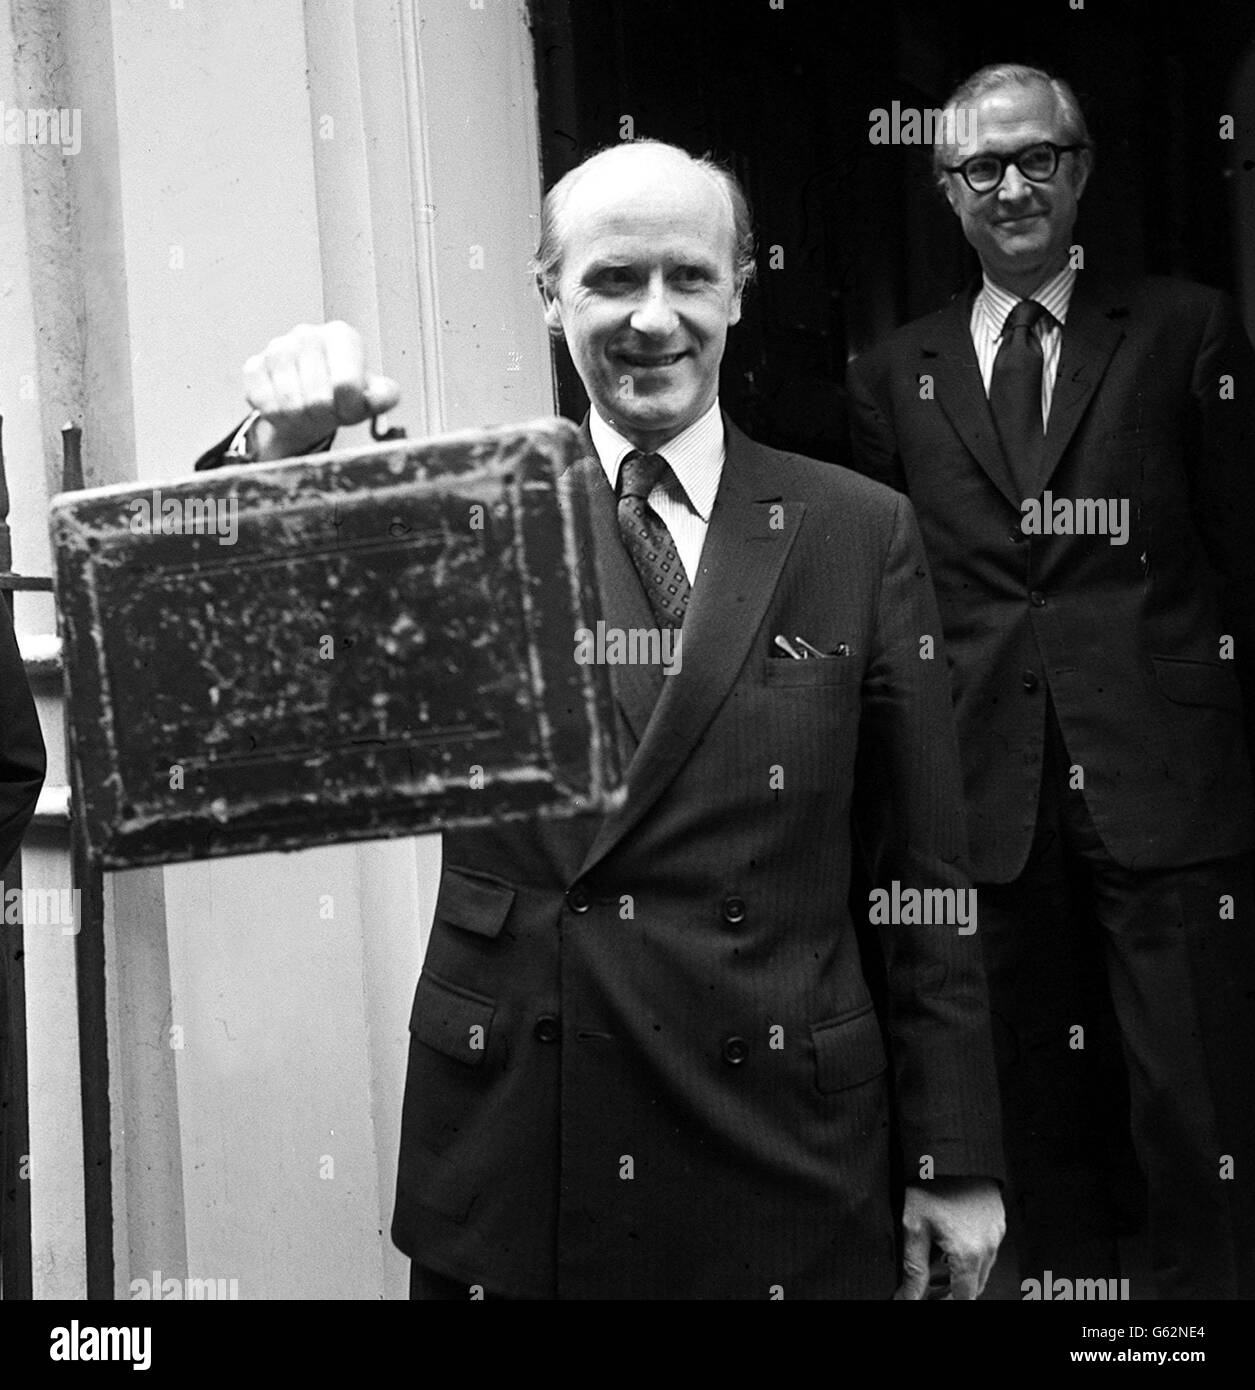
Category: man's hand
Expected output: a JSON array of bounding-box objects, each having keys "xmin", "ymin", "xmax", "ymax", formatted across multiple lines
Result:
[
  {"xmin": 242, "ymin": 320, "xmax": 401, "ymax": 461},
  {"xmin": 895, "ymin": 1177, "xmax": 1004, "ymax": 1300}
]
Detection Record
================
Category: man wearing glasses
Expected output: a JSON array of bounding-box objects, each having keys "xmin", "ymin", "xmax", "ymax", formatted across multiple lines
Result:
[{"xmin": 848, "ymin": 63, "xmax": 1255, "ymax": 1298}]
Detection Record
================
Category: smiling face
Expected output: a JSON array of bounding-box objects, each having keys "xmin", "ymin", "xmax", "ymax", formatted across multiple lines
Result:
[
  {"xmin": 942, "ymin": 81, "xmax": 1090, "ymax": 297},
  {"xmin": 541, "ymin": 145, "xmax": 744, "ymax": 453}
]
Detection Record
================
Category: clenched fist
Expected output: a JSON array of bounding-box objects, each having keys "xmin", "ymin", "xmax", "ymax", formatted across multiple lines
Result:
[{"xmin": 242, "ymin": 320, "xmax": 402, "ymax": 461}]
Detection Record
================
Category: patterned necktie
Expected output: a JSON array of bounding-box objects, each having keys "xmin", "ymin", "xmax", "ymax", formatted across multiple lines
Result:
[
  {"xmin": 989, "ymin": 299, "xmax": 1048, "ymax": 501},
  {"xmin": 616, "ymin": 451, "xmax": 691, "ymax": 628}
]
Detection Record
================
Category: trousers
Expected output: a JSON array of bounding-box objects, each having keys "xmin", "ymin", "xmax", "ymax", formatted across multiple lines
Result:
[{"xmin": 978, "ymin": 695, "xmax": 1255, "ymax": 1298}]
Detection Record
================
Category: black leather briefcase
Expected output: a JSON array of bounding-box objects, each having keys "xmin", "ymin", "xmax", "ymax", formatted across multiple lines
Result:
[{"xmin": 50, "ymin": 418, "xmax": 620, "ymax": 868}]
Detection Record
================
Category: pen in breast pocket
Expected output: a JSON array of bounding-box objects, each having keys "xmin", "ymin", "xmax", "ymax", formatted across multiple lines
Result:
[
  {"xmin": 773, "ymin": 635, "xmax": 806, "ymax": 659},
  {"xmin": 795, "ymin": 635, "xmax": 852, "ymax": 658}
]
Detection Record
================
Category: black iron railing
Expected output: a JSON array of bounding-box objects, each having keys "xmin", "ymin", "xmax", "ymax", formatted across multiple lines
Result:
[{"xmin": 0, "ymin": 418, "xmax": 110, "ymax": 1300}]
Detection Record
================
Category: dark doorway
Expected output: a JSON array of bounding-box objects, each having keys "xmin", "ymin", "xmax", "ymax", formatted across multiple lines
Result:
[{"xmin": 531, "ymin": 0, "xmax": 1255, "ymax": 462}]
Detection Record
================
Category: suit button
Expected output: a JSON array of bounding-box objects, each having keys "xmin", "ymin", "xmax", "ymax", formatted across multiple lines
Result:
[
  {"xmin": 1021, "ymin": 670, "xmax": 1039, "ymax": 691},
  {"xmin": 566, "ymin": 885, "xmax": 591, "ymax": 913},
  {"xmin": 1030, "ymin": 590, "xmax": 1046, "ymax": 607},
  {"xmin": 722, "ymin": 1036, "xmax": 749, "ymax": 1065},
  {"xmin": 534, "ymin": 1014, "xmax": 561, "ymax": 1043},
  {"xmin": 722, "ymin": 896, "xmax": 747, "ymax": 924}
]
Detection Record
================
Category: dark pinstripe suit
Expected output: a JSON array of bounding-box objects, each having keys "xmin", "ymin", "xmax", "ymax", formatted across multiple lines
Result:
[{"xmin": 389, "ymin": 417, "xmax": 1004, "ymax": 1298}]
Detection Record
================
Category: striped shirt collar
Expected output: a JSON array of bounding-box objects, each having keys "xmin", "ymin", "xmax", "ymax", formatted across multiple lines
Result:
[
  {"xmin": 589, "ymin": 398, "xmax": 724, "ymax": 523},
  {"xmin": 975, "ymin": 264, "xmax": 1078, "ymax": 339}
]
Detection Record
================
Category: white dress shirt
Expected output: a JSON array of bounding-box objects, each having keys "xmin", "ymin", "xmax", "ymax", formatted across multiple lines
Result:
[
  {"xmin": 970, "ymin": 265, "xmax": 1077, "ymax": 428},
  {"xmin": 589, "ymin": 398, "xmax": 725, "ymax": 585}
]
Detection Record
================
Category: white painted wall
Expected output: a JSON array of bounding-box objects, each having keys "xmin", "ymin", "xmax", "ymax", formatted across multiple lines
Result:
[
  {"xmin": 7, "ymin": 0, "xmax": 552, "ymax": 1299},
  {"xmin": 1, "ymin": 0, "xmax": 85, "ymax": 1300}
]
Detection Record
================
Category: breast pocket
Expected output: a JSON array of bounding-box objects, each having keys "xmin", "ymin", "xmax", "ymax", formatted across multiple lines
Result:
[
  {"xmin": 1101, "ymin": 425, "xmax": 1178, "ymax": 455},
  {"xmin": 748, "ymin": 657, "xmax": 864, "ymax": 788},
  {"xmin": 762, "ymin": 656, "xmax": 862, "ymax": 688}
]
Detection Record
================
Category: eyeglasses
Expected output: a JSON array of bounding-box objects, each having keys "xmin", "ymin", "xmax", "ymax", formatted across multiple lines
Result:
[{"xmin": 944, "ymin": 141, "xmax": 1087, "ymax": 194}]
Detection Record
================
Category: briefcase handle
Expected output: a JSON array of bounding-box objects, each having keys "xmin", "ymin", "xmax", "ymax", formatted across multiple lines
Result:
[{"xmin": 370, "ymin": 414, "xmax": 407, "ymax": 443}]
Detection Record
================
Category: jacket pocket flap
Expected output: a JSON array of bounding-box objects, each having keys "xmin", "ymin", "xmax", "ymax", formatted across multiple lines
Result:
[
  {"xmin": 1152, "ymin": 656, "xmax": 1243, "ymax": 712},
  {"xmin": 436, "ymin": 866, "xmax": 517, "ymax": 938},
  {"xmin": 410, "ymin": 971, "xmax": 496, "ymax": 1068},
  {"xmin": 810, "ymin": 1005, "xmax": 887, "ymax": 1094}
]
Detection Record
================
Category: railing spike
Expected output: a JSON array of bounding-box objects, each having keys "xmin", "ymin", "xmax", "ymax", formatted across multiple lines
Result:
[{"xmin": 61, "ymin": 422, "xmax": 84, "ymax": 494}]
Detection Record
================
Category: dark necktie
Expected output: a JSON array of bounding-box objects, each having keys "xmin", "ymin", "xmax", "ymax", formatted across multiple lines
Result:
[
  {"xmin": 616, "ymin": 452, "xmax": 691, "ymax": 628},
  {"xmin": 989, "ymin": 299, "xmax": 1048, "ymax": 501}
]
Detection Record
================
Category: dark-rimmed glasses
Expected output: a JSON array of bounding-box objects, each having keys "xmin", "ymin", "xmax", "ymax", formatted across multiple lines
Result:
[{"xmin": 944, "ymin": 141, "xmax": 1087, "ymax": 194}]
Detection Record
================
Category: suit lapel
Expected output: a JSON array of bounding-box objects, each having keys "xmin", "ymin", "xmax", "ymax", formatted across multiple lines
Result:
[
  {"xmin": 576, "ymin": 417, "xmax": 804, "ymax": 879},
  {"xmin": 922, "ymin": 291, "xmax": 1023, "ymax": 509},
  {"xmin": 1039, "ymin": 279, "xmax": 1126, "ymax": 490}
]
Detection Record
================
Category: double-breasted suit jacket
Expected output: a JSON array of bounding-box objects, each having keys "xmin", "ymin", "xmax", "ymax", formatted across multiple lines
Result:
[
  {"xmin": 389, "ymin": 417, "xmax": 1003, "ymax": 1298},
  {"xmin": 846, "ymin": 276, "xmax": 1255, "ymax": 882}
]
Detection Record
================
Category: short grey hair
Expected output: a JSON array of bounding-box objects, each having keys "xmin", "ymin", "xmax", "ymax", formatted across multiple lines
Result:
[
  {"xmin": 532, "ymin": 139, "xmax": 758, "ymax": 297},
  {"xmin": 931, "ymin": 63, "xmax": 1092, "ymax": 187}
]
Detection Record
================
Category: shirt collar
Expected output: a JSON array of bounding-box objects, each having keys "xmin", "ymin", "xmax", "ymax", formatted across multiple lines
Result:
[
  {"xmin": 976, "ymin": 264, "xmax": 1078, "ymax": 338},
  {"xmin": 588, "ymin": 398, "xmax": 724, "ymax": 523}
]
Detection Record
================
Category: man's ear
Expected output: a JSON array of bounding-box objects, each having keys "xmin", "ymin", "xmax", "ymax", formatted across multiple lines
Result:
[
  {"xmin": 540, "ymin": 281, "xmax": 565, "ymax": 338},
  {"xmin": 941, "ymin": 176, "xmax": 961, "ymax": 216},
  {"xmin": 728, "ymin": 282, "xmax": 744, "ymax": 328},
  {"xmin": 1071, "ymin": 148, "xmax": 1093, "ymax": 201}
]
